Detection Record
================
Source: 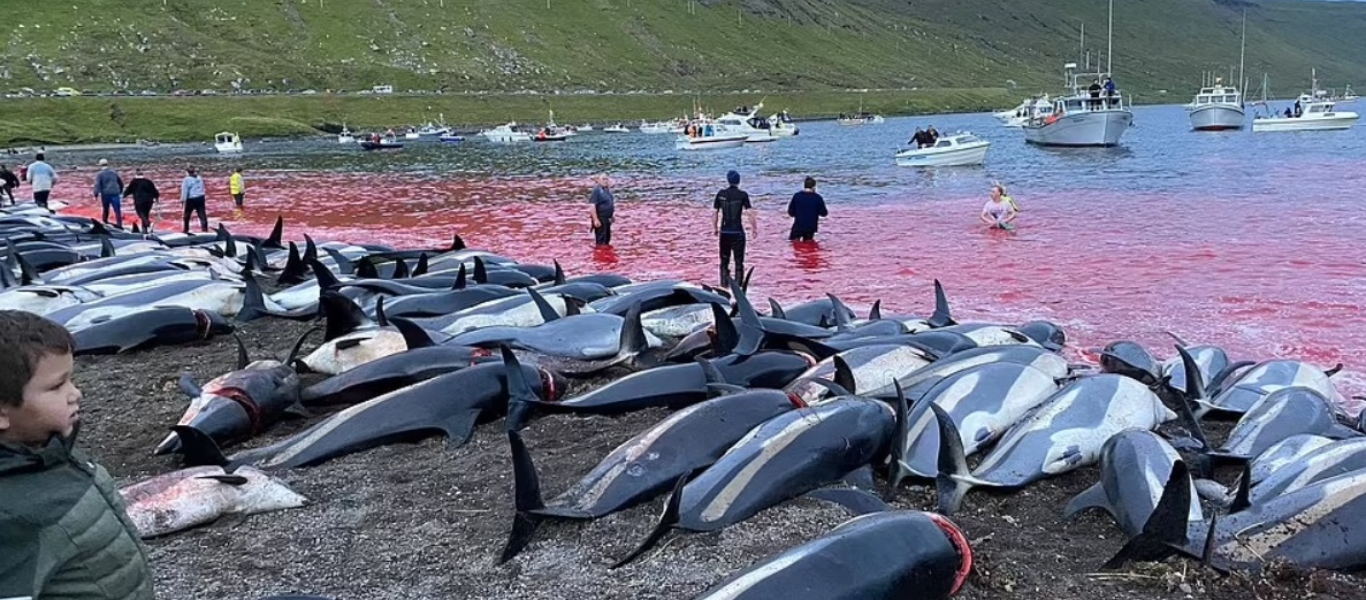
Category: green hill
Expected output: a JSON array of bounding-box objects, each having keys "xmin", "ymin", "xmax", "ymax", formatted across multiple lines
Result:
[{"xmin": 1, "ymin": 0, "xmax": 1362, "ymax": 95}]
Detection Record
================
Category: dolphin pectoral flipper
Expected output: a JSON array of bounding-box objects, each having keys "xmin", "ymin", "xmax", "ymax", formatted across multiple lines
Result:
[
  {"xmin": 178, "ymin": 374, "xmax": 202, "ymax": 397},
  {"xmin": 611, "ymin": 474, "xmax": 686, "ymax": 570},
  {"xmin": 806, "ymin": 487, "xmax": 890, "ymax": 517},
  {"xmin": 439, "ymin": 409, "xmax": 484, "ymax": 450},
  {"xmin": 840, "ymin": 465, "xmax": 877, "ymax": 491},
  {"xmin": 1062, "ymin": 483, "xmax": 1109, "ymax": 520},
  {"xmin": 499, "ymin": 430, "xmax": 547, "ymax": 564}
]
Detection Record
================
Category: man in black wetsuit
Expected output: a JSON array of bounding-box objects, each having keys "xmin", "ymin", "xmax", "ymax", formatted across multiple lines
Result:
[{"xmin": 714, "ymin": 170, "xmax": 757, "ymax": 288}]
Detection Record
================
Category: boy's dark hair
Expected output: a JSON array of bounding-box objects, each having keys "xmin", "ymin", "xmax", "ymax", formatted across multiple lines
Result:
[
  {"xmin": 804, "ymin": 176, "xmax": 816, "ymax": 189},
  {"xmin": 0, "ymin": 310, "xmax": 75, "ymax": 408},
  {"xmin": 35, "ymin": 152, "xmax": 45, "ymax": 161}
]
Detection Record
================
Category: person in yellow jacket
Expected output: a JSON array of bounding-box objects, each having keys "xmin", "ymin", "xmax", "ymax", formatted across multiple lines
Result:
[{"xmin": 229, "ymin": 167, "xmax": 245, "ymax": 209}]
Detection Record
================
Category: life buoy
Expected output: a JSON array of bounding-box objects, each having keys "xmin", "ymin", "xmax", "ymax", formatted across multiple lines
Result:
[{"xmin": 1045, "ymin": 115, "xmax": 1059, "ymax": 125}]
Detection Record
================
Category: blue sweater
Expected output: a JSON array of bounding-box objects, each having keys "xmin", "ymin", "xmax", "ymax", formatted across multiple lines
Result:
[
  {"xmin": 787, "ymin": 191, "xmax": 828, "ymax": 232},
  {"xmin": 181, "ymin": 175, "xmax": 206, "ymax": 199}
]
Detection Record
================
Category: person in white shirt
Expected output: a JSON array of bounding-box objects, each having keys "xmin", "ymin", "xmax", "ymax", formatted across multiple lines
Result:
[
  {"xmin": 980, "ymin": 184, "xmax": 1018, "ymax": 230},
  {"xmin": 24, "ymin": 153, "xmax": 58, "ymax": 209}
]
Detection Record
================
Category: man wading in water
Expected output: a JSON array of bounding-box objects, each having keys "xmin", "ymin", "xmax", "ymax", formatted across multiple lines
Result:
[
  {"xmin": 714, "ymin": 170, "xmax": 757, "ymax": 288},
  {"xmin": 589, "ymin": 174, "xmax": 615, "ymax": 246}
]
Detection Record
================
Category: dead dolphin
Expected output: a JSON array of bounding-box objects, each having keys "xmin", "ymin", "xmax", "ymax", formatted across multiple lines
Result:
[
  {"xmin": 119, "ymin": 465, "xmax": 307, "ymax": 539},
  {"xmin": 1063, "ymin": 429, "xmax": 1203, "ymax": 538}
]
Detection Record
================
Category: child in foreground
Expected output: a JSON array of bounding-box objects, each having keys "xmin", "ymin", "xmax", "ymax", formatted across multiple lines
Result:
[{"xmin": 0, "ymin": 310, "xmax": 154, "ymax": 600}]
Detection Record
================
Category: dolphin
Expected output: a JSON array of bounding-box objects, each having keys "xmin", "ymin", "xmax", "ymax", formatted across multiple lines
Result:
[
  {"xmin": 299, "ymin": 345, "xmax": 496, "ymax": 406},
  {"xmin": 119, "ymin": 465, "xmax": 307, "ymax": 539},
  {"xmin": 1238, "ymin": 437, "xmax": 1366, "ymax": 508},
  {"xmin": 893, "ymin": 344, "xmax": 1070, "ymax": 399},
  {"xmin": 498, "ymin": 388, "xmax": 801, "ymax": 562},
  {"xmin": 72, "ymin": 307, "xmax": 235, "ymax": 355},
  {"xmin": 0, "ymin": 284, "xmax": 102, "ymax": 315},
  {"xmin": 175, "ymin": 347, "xmax": 563, "ymax": 470},
  {"xmin": 890, "ymin": 362, "xmax": 1058, "ymax": 487},
  {"xmin": 1202, "ymin": 359, "xmax": 1345, "ymax": 418},
  {"xmin": 1098, "ymin": 340, "xmax": 1162, "ymax": 386},
  {"xmin": 155, "ymin": 335, "xmax": 306, "ymax": 455},
  {"xmin": 613, "ymin": 395, "xmax": 897, "ymax": 568},
  {"xmin": 1063, "ymin": 429, "xmax": 1203, "ymax": 537},
  {"xmin": 784, "ymin": 345, "xmax": 936, "ymax": 405},
  {"xmin": 690, "ymin": 510, "xmax": 973, "ymax": 600},
  {"xmin": 1017, "ymin": 320, "xmax": 1067, "ymax": 352},
  {"xmin": 934, "ymin": 374, "xmax": 1177, "ymax": 515},
  {"xmin": 1208, "ymin": 386, "xmax": 1360, "ymax": 462}
]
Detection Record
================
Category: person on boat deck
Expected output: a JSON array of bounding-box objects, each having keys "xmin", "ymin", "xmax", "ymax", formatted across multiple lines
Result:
[
  {"xmin": 981, "ymin": 184, "xmax": 1018, "ymax": 230},
  {"xmin": 714, "ymin": 170, "xmax": 757, "ymax": 288},
  {"xmin": 1293, "ymin": 99, "xmax": 1303, "ymax": 117},
  {"xmin": 926, "ymin": 126, "xmax": 940, "ymax": 145},
  {"xmin": 909, "ymin": 127, "xmax": 926, "ymax": 147},
  {"xmin": 1089, "ymin": 80, "xmax": 1103, "ymax": 108},
  {"xmin": 1104, "ymin": 77, "xmax": 1117, "ymax": 105},
  {"xmin": 589, "ymin": 174, "xmax": 615, "ymax": 247},
  {"xmin": 704, "ymin": 123, "xmax": 714, "ymax": 137},
  {"xmin": 1284, "ymin": 107, "xmax": 1293, "ymax": 118},
  {"xmin": 787, "ymin": 176, "xmax": 828, "ymax": 242}
]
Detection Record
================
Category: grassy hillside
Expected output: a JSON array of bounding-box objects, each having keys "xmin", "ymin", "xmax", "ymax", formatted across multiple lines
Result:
[{"xmin": 1, "ymin": 0, "xmax": 1362, "ymax": 95}]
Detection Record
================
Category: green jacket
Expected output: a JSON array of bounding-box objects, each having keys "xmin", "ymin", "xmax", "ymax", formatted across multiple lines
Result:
[{"xmin": 0, "ymin": 428, "xmax": 154, "ymax": 600}]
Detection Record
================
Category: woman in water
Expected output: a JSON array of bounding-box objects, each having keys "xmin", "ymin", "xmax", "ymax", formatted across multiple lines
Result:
[{"xmin": 980, "ymin": 184, "xmax": 1018, "ymax": 230}]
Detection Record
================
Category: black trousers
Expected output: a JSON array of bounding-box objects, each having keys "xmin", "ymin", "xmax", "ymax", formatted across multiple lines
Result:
[
  {"xmin": 1, "ymin": 186, "xmax": 13, "ymax": 204},
  {"xmin": 183, "ymin": 196, "xmax": 208, "ymax": 233},
  {"xmin": 33, "ymin": 190, "xmax": 50, "ymax": 208},
  {"xmin": 789, "ymin": 227, "xmax": 815, "ymax": 241},
  {"xmin": 593, "ymin": 215, "xmax": 612, "ymax": 246},
  {"xmin": 134, "ymin": 199, "xmax": 155, "ymax": 232},
  {"xmin": 232, "ymin": 192, "xmax": 244, "ymax": 208},
  {"xmin": 719, "ymin": 232, "xmax": 746, "ymax": 287}
]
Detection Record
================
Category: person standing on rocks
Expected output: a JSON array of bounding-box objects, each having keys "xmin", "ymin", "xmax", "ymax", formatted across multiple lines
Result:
[
  {"xmin": 589, "ymin": 174, "xmax": 615, "ymax": 247},
  {"xmin": 180, "ymin": 166, "xmax": 209, "ymax": 234},
  {"xmin": 24, "ymin": 152, "xmax": 57, "ymax": 209},
  {"xmin": 92, "ymin": 158, "xmax": 125, "ymax": 229},
  {"xmin": 714, "ymin": 169, "xmax": 757, "ymax": 288}
]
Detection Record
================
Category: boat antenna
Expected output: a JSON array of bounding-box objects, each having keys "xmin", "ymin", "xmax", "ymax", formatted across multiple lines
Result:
[{"xmin": 1106, "ymin": 0, "xmax": 1113, "ymax": 77}]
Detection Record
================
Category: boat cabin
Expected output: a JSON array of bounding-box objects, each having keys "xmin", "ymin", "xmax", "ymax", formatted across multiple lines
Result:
[{"xmin": 1193, "ymin": 85, "xmax": 1242, "ymax": 107}]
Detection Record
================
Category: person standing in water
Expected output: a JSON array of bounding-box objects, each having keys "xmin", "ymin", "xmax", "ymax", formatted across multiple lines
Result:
[
  {"xmin": 787, "ymin": 176, "xmax": 828, "ymax": 241},
  {"xmin": 180, "ymin": 166, "xmax": 209, "ymax": 233},
  {"xmin": 588, "ymin": 174, "xmax": 615, "ymax": 247},
  {"xmin": 122, "ymin": 168, "xmax": 161, "ymax": 233},
  {"xmin": 229, "ymin": 166, "xmax": 245, "ymax": 210},
  {"xmin": 92, "ymin": 158, "xmax": 124, "ymax": 229},
  {"xmin": 980, "ymin": 184, "xmax": 1018, "ymax": 230},
  {"xmin": 25, "ymin": 152, "xmax": 57, "ymax": 209},
  {"xmin": 714, "ymin": 170, "xmax": 757, "ymax": 288}
]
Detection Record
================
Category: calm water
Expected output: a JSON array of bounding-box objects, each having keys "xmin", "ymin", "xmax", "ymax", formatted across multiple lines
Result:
[{"xmin": 46, "ymin": 103, "xmax": 1366, "ymax": 406}]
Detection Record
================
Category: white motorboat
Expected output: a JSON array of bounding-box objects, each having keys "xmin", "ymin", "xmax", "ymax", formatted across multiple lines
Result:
[
  {"xmin": 1022, "ymin": 64, "xmax": 1132, "ymax": 147},
  {"xmin": 603, "ymin": 124, "xmax": 630, "ymax": 133},
  {"xmin": 1187, "ymin": 81, "xmax": 1245, "ymax": 131},
  {"xmin": 214, "ymin": 132, "xmax": 243, "ymax": 154},
  {"xmin": 481, "ymin": 123, "xmax": 532, "ymax": 143},
  {"xmin": 403, "ymin": 130, "xmax": 421, "ymax": 140},
  {"xmin": 438, "ymin": 133, "xmax": 465, "ymax": 143},
  {"xmin": 766, "ymin": 110, "xmax": 800, "ymax": 136},
  {"xmin": 998, "ymin": 95, "xmax": 1054, "ymax": 127},
  {"xmin": 837, "ymin": 112, "xmax": 884, "ymax": 126},
  {"xmin": 337, "ymin": 124, "xmax": 355, "ymax": 144},
  {"xmin": 577, "ymin": 124, "xmax": 595, "ymax": 132},
  {"xmin": 895, "ymin": 132, "xmax": 990, "ymax": 167},
  {"xmin": 675, "ymin": 129, "xmax": 748, "ymax": 151},
  {"xmin": 1252, "ymin": 99, "xmax": 1358, "ymax": 132}
]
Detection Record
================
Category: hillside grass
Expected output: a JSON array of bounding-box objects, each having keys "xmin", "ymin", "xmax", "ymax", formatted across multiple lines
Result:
[{"xmin": 0, "ymin": 89, "xmax": 1017, "ymax": 145}]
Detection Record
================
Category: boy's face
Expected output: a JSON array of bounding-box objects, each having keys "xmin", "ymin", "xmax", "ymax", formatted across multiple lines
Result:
[{"xmin": 0, "ymin": 352, "xmax": 82, "ymax": 446}]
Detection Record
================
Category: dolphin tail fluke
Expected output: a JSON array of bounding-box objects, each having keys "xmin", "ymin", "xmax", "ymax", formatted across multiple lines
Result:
[
  {"xmin": 929, "ymin": 401, "xmax": 982, "ymax": 516},
  {"xmin": 173, "ymin": 425, "xmax": 231, "ymax": 467},
  {"xmin": 887, "ymin": 381, "xmax": 911, "ymax": 497},
  {"xmin": 617, "ymin": 302, "xmax": 648, "ymax": 366},
  {"xmin": 1101, "ymin": 460, "xmax": 1194, "ymax": 570},
  {"xmin": 499, "ymin": 430, "xmax": 547, "ymax": 564},
  {"xmin": 611, "ymin": 474, "xmax": 685, "ymax": 570},
  {"xmin": 502, "ymin": 345, "xmax": 539, "ymax": 432},
  {"xmin": 826, "ymin": 293, "xmax": 853, "ymax": 330},
  {"xmin": 236, "ymin": 270, "xmax": 270, "ymax": 323},
  {"xmin": 1228, "ymin": 463, "xmax": 1252, "ymax": 513},
  {"xmin": 929, "ymin": 279, "xmax": 955, "ymax": 328},
  {"xmin": 698, "ymin": 357, "xmax": 726, "ymax": 385}
]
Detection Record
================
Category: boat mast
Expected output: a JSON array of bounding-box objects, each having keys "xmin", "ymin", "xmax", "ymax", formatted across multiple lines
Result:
[
  {"xmin": 1238, "ymin": 10, "xmax": 1246, "ymax": 94},
  {"xmin": 1106, "ymin": 0, "xmax": 1113, "ymax": 76}
]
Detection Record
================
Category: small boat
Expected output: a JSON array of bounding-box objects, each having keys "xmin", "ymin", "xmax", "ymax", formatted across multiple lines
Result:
[
  {"xmin": 603, "ymin": 124, "xmax": 630, "ymax": 133},
  {"xmin": 403, "ymin": 130, "xmax": 421, "ymax": 140},
  {"xmin": 359, "ymin": 136, "xmax": 404, "ymax": 150},
  {"xmin": 1022, "ymin": 64, "xmax": 1132, "ymax": 147},
  {"xmin": 337, "ymin": 124, "xmax": 355, "ymax": 144},
  {"xmin": 675, "ymin": 131, "xmax": 749, "ymax": 151},
  {"xmin": 837, "ymin": 112, "xmax": 884, "ymax": 126},
  {"xmin": 895, "ymin": 132, "xmax": 990, "ymax": 167},
  {"xmin": 577, "ymin": 124, "xmax": 595, "ymax": 132},
  {"xmin": 481, "ymin": 123, "xmax": 532, "ymax": 143},
  {"xmin": 1187, "ymin": 81, "xmax": 1245, "ymax": 131},
  {"xmin": 533, "ymin": 128, "xmax": 570, "ymax": 142},
  {"xmin": 214, "ymin": 132, "xmax": 243, "ymax": 154},
  {"xmin": 438, "ymin": 133, "xmax": 465, "ymax": 143},
  {"xmin": 1252, "ymin": 99, "xmax": 1358, "ymax": 132}
]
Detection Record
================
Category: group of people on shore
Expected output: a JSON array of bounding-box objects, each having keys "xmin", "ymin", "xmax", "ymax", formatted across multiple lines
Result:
[
  {"xmin": 0, "ymin": 153, "xmax": 247, "ymax": 234},
  {"xmin": 589, "ymin": 169, "xmax": 1019, "ymax": 287}
]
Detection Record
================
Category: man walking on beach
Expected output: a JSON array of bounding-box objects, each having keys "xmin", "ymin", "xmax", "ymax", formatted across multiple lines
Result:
[
  {"xmin": 24, "ymin": 153, "xmax": 57, "ymax": 209},
  {"xmin": 123, "ymin": 168, "xmax": 161, "ymax": 233},
  {"xmin": 787, "ymin": 176, "xmax": 828, "ymax": 241},
  {"xmin": 93, "ymin": 159, "xmax": 124, "ymax": 229},
  {"xmin": 714, "ymin": 170, "xmax": 757, "ymax": 288},
  {"xmin": 0, "ymin": 164, "xmax": 18, "ymax": 205},
  {"xmin": 229, "ymin": 166, "xmax": 245, "ymax": 210},
  {"xmin": 180, "ymin": 166, "xmax": 209, "ymax": 233},
  {"xmin": 589, "ymin": 174, "xmax": 615, "ymax": 247}
]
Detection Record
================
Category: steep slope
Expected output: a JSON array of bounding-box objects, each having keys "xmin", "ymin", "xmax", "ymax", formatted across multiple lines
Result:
[{"xmin": 0, "ymin": 0, "xmax": 1362, "ymax": 95}]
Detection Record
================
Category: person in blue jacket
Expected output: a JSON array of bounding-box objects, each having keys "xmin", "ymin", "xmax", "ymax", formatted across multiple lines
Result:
[{"xmin": 786, "ymin": 176, "xmax": 828, "ymax": 241}]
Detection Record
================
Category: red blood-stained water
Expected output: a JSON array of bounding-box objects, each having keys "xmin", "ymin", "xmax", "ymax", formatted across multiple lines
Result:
[{"xmin": 49, "ymin": 109, "xmax": 1366, "ymax": 410}]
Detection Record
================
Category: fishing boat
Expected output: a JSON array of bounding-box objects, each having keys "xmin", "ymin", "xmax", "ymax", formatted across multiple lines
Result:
[
  {"xmin": 1023, "ymin": 0, "xmax": 1132, "ymax": 147},
  {"xmin": 998, "ymin": 95, "xmax": 1054, "ymax": 127},
  {"xmin": 337, "ymin": 124, "xmax": 355, "ymax": 144},
  {"xmin": 359, "ymin": 135, "xmax": 404, "ymax": 150},
  {"xmin": 1252, "ymin": 99, "xmax": 1358, "ymax": 132},
  {"xmin": 1187, "ymin": 13, "xmax": 1247, "ymax": 131},
  {"xmin": 577, "ymin": 124, "xmax": 595, "ymax": 132},
  {"xmin": 213, "ymin": 132, "xmax": 243, "ymax": 154},
  {"xmin": 894, "ymin": 132, "xmax": 990, "ymax": 167},
  {"xmin": 837, "ymin": 112, "xmax": 884, "ymax": 126},
  {"xmin": 480, "ymin": 123, "xmax": 532, "ymax": 143},
  {"xmin": 674, "ymin": 124, "xmax": 748, "ymax": 151},
  {"xmin": 603, "ymin": 123, "xmax": 630, "ymax": 133},
  {"xmin": 438, "ymin": 133, "xmax": 465, "ymax": 143},
  {"xmin": 532, "ymin": 128, "xmax": 570, "ymax": 142},
  {"xmin": 766, "ymin": 109, "xmax": 800, "ymax": 136}
]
